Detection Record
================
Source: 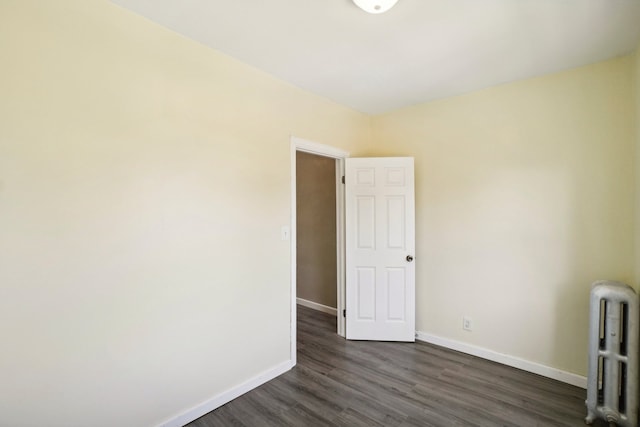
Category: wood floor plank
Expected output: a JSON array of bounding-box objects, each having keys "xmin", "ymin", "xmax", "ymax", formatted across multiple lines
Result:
[{"xmin": 187, "ymin": 305, "xmax": 607, "ymax": 427}]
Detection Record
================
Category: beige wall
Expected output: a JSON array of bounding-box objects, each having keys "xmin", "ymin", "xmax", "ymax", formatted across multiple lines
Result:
[
  {"xmin": 372, "ymin": 57, "xmax": 635, "ymax": 376},
  {"xmin": 1, "ymin": 0, "xmax": 639, "ymax": 425},
  {"xmin": 296, "ymin": 152, "xmax": 338, "ymax": 308},
  {"xmin": 0, "ymin": 1, "xmax": 370, "ymax": 426}
]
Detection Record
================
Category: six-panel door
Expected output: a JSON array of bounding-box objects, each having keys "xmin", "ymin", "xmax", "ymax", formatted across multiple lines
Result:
[{"xmin": 345, "ymin": 157, "xmax": 415, "ymax": 341}]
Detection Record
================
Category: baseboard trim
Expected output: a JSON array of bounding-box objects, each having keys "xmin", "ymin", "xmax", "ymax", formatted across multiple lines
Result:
[
  {"xmin": 156, "ymin": 360, "xmax": 294, "ymax": 427},
  {"xmin": 296, "ymin": 298, "xmax": 337, "ymax": 316},
  {"xmin": 415, "ymin": 331, "xmax": 587, "ymax": 389}
]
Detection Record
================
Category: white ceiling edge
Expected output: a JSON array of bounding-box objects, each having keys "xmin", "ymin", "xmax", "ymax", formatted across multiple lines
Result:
[{"xmin": 109, "ymin": 0, "xmax": 640, "ymax": 115}]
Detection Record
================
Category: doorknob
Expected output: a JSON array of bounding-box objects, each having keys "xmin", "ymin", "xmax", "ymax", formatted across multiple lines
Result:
[{"xmin": 406, "ymin": 255, "xmax": 414, "ymax": 262}]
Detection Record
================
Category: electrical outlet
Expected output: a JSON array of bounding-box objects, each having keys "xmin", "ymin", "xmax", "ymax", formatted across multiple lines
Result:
[{"xmin": 463, "ymin": 317, "xmax": 473, "ymax": 331}]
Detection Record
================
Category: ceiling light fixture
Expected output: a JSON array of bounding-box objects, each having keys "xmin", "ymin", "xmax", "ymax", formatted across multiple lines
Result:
[{"xmin": 353, "ymin": 0, "xmax": 399, "ymax": 14}]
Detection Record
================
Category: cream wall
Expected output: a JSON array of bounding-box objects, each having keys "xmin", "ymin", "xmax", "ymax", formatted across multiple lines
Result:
[
  {"xmin": 1, "ymin": 0, "xmax": 639, "ymax": 425},
  {"xmin": 372, "ymin": 57, "xmax": 635, "ymax": 376},
  {"xmin": 0, "ymin": 1, "xmax": 370, "ymax": 426}
]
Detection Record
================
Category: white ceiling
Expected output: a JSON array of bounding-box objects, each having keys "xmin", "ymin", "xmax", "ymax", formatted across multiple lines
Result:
[{"xmin": 110, "ymin": 0, "xmax": 640, "ymax": 115}]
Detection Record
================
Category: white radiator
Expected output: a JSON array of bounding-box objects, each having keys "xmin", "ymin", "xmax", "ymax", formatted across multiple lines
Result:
[{"xmin": 586, "ymin": 280, "xmax": 638, "ymax": 426}]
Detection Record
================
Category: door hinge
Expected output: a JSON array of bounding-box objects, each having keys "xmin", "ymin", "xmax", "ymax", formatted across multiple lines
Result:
[
  {"xmin": 343, "ymin": 309, "xmax": 346, "ymax": 318},
  {"xmin": 341, "ymin": 176, "xmax": 345, "ymax": 184}
]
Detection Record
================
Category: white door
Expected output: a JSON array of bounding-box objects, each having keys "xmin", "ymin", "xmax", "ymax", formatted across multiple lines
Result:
[{"xmin": 345, "ymin": 157, "xmax": 415, "ymax": 341}]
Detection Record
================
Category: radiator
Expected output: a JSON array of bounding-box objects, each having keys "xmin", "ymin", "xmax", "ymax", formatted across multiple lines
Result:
[{"xmin": 586, "ymin": 281, "xmax": 638, "ymax": 426}]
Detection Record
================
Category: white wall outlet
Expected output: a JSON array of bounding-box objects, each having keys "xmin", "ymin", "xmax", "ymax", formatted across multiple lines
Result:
[
  {"xmin": 463, "ymin": 316, "xmax": 473, "ymax": 331},
  {"xmin": 281, "ymin": 226, "xmax": 290, "ymax": 241}
]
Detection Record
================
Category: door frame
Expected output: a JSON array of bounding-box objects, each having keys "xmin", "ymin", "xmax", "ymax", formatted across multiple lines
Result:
[{"xmin": 290, "ymin": 136, "xmax": 349, "ymax": 365}]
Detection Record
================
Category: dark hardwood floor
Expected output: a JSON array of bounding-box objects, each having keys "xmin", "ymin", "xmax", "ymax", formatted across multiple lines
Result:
[{"xmin": 188, "ymin": 305, "xmax": 603, "ymax": 427}]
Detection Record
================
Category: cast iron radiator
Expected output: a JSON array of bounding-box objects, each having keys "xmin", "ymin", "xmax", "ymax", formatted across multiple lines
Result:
[{"xmin": 585, "ymin": 280, "xmax": 638, "ymax": 426}]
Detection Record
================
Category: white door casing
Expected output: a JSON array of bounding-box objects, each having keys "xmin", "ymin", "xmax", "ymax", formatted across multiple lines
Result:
[{"xmin": 345, "ymin": 157, "xmax": 415, "ymax": 341}]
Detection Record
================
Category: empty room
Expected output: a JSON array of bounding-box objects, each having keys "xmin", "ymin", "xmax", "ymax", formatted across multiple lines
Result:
[{"xmin": 1, "ymin": 0, "xmax": 640, "ymax": 426}]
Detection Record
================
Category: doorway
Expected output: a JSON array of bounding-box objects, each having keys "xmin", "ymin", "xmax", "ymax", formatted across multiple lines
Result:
[
  {"xmin": 296, "ymin": 151, "xmax": 338, "ymax": 315},
  {"xmin": 290, "ymin": 137, "xmax": 348, "ymax": 365}
]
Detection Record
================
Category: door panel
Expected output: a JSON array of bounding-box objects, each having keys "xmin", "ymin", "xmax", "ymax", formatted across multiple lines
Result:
[
  {"xmin": 356, "ymin": 267, "xmax": 376, "ymax": 320},
  {"xmin": 386, "ymin": 196, "xmax": 405, "ymax": 249},
  {"xmin": 345, "ymin": 157, "xmax": 415, "ymax": 342},
  {"xmin": 386, "ymin": 268, "xmax": 406, "ymax": 321},
  {"xmin": 356, "ymin": 196, "xmax": 375, "ymax": 249}
]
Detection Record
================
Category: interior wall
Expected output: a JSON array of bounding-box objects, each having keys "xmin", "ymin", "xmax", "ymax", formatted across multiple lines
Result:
[
  {"xmin": 2, "ymin": 1, "xmax": 638, "ymax": 425},
  {"xmin": 371, "ymin": 56, "xmax": 635, "ymax": 377},
  {"xmin": 0, "ymin": 1, "xmax": 371, "ymax": 426},
  {"xmin": 296, "ymin": 152, "xmax": 338, "ymax": 309}
]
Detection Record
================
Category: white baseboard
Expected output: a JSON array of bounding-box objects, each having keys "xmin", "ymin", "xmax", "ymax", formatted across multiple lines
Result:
[
  {"xmin": 156, "ymin": 360, "xmax": 294, "ymax": 427},
  {"xmin": 296, "ymin": 298, "xmax": 337, "ymax": 316},
  {"xmin": 415, "ymin": 331, "xmax": 587, "ymax": 389}
]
